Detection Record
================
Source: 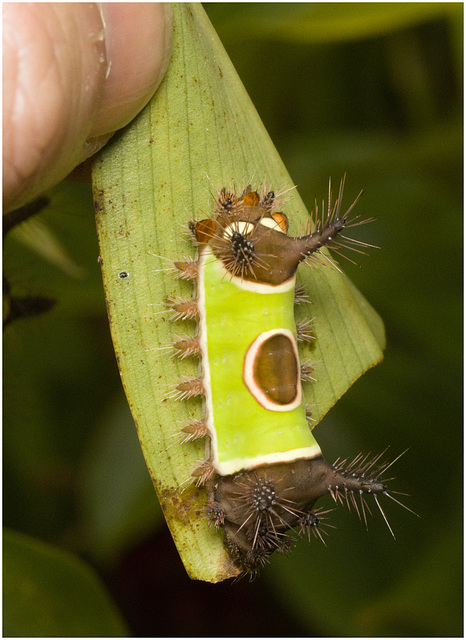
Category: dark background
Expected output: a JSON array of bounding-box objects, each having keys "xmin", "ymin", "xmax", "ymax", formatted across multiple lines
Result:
[{"xmin": 4, "ymin": 4, "xmax": 462, "ymax": 636}]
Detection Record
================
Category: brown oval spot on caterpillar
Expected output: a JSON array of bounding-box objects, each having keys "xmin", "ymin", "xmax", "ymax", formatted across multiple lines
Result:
[
  {"xmin": 193, "ymin": 219, "xmax": 217, "ymax": 244},
  {"xmin": 243, "ymin": 329, "xmax": 301, "ymax": 410},
  {"xmin": 254, "ymin": 333, "xmax": 298, "ymax": 404}
]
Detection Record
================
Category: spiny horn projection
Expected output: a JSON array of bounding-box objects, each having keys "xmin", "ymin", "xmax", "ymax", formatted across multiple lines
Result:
[
  {"xmin": 286, "ymin": 174, "xmax": 373, "ymax": 275},
  {"xmin": 329, "ymin": 450, "xmax": 418, "ymax": 538}
]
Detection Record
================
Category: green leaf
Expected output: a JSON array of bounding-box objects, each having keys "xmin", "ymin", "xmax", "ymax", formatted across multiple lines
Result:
[
  {"xmin": 3, "ymin": 529, "xmax": 127, "ymax": 637},
  {"xmin": 78, "ymin": 394, "xmax": 164, "ymax": 565},
  {"xmin": 211, "ymin": 3, "xmax": 462, "ymax": 44},
  {"xmin": 10, "ymin": 216, "xmax": 84, "ymax": 278},
  {"xmin": 91, "ymin": 3, "xmax": 384, "ymax": 582}
]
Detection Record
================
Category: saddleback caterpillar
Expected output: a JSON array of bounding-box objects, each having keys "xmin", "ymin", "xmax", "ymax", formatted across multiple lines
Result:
[{"xmin": 169, "ymin": 177, "xmax": 413, "ymax": 575}]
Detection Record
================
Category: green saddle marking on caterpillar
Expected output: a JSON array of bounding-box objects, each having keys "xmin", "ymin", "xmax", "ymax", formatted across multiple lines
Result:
[{"xmin": 199, "ymin": 253, "xmax": 320, "ymax": 476}]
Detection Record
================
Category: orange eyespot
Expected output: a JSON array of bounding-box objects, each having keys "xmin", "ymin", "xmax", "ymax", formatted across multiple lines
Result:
[
  {"xmin": 193, "ymin": 219, "xmax": 218, "ymax": 244},
  {"xmin": 271, "ymin": 212, "xmax": 289, "ymax": 233},
  {"xmin": 243, "ymin": 191, "xmax": 260, "ymax": 207}
]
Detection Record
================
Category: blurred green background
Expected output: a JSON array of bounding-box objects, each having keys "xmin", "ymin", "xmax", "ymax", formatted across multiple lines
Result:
[{"xmin": 3, "ymin": 3, "xmax": 462, "ymax": 636}]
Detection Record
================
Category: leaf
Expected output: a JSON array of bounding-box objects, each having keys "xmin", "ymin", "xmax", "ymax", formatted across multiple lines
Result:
[
  {"xmin": 5, "ymin": 187, "xmax": 89, "ymax": 279},
  {"xmin": 78, "ymin": 394, "xmax": 164, "ymax": 565},
  {"xmin": 91, "ymin": 3, "xmax": 384, "ymax": 582},
  {"xmin": 3, "ymin": 529, "xmax": 127, "ymax": 637},
  {"xmin": 211, "ymin": 3, "xmax": 462, "ymax": 44}
]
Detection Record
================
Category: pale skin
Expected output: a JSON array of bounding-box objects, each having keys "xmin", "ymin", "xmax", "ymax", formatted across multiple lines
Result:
[{"xmin": 3, "ymin": 3, "xmax": 173, "ymax": 213}]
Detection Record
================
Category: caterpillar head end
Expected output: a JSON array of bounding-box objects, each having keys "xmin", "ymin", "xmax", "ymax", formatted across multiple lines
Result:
[
  {"xmin": 191, "ymin": 178, "xmax": 370, "ymax": 285},
  {"xmin": 212, "ymin": 452, "xmax": 414, "ymax": 574},
  {"xmin": 211, "ymin": 457, "xmax": 337, "ymax": 574}
]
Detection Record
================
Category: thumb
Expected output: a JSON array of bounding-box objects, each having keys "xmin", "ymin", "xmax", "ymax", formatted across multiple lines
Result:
[{"xmin": 3, "ymin": 3, "xmax": 172, "ymax": 212}]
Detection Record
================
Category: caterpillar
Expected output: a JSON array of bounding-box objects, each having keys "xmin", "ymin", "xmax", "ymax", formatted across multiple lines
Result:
[{"xmin": 169, "ymin": 177, "xmax": 412, "ymax": 575}]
